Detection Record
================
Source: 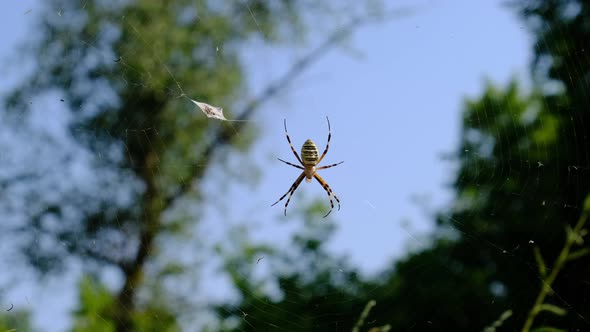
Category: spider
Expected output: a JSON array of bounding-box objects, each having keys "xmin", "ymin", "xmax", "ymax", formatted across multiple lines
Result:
[{"xmin": 272, "ymin": 116, "xmax": 343, "ymax": 218}]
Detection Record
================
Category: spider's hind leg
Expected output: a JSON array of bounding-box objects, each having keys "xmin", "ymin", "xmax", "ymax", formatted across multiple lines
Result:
[
  {"xmin": 272, "ymin": 172, "xmax": 305, "ymax": 216},
  {"xmin": 313, "ymin": 173, "xmax": 340, "ymax": 218}
]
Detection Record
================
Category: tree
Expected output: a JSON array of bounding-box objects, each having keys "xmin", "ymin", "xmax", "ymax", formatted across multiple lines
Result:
[
  {"xmin": 370, "ymin": 1, "xmax": 590, "ymax": 329},
  {"xmin": 1, "ymin": 1, "xmax": 381, "ymax": 330},
  {"xmin": 380, "ymin": 80, "xmax": 561, "ymax": 331},
  {"xmin": 375, "ymin": 1, "xmax": 590, "ymax": 330}
]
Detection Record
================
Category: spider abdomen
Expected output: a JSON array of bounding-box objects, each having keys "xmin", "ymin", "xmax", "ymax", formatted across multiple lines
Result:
[{"xmin": 301, "ymin": 139, "xmax": 319, "ymax": 166}]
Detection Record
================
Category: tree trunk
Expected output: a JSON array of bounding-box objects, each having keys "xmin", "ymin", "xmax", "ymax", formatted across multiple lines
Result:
[{"xmin": 115, "ymin": 149, "xmax": 162, "ymax": 332}]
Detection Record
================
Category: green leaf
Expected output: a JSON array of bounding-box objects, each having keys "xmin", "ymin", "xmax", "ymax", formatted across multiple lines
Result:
[
  {"xmin": 531, "ymin": 327, "xmax": 566, "ymax": 332},
  {"xmin": 584, "ymin": 194, "xmax": 590, "ymax": 212},
  {"xmin": 565, "ymin": 225, "xmax": 585, "ymax": 245},
  {"xmin": 533, "ymin": 246, "xmax": 547, "ymax": 277},
  {"xmin": 567, "ymin": 248, "xmax": 590, "ymax": 261},
  {"xmin": 482, "ymin": 309, "xmax": 512, "ymax": 332},
  {"xmin": 158, "ymin": 263, "xmax": 185, "ymax": 277},
  {"xmin": 72, "ymin": 277, "xmax": 116, "ymax": 332},
  {"xmin": 537, "ymin": 303, "xmax": 567, "ymax": 316}
]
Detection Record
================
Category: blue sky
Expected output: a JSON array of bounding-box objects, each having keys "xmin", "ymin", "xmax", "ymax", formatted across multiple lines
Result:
[{"xmin": 0, "ymin": 0, "xmax": 532, "ymax": 330}]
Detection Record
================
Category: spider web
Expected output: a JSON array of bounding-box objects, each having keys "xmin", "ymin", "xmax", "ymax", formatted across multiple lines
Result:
[{"xmin": 1, "ymin": 1, "xmax": 589, "ymax": 332}]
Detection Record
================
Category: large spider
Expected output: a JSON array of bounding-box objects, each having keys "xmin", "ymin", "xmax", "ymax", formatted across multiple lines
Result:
[{"xmin": 272, "ymin": 116, "xmax": 343, "ymax": 217}]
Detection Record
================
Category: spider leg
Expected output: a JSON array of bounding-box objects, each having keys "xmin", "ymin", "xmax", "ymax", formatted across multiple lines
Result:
[
  {"xmin": 284, "ymin": 119, "xmax": 304, "ymax": 165},
  {"xmin": 313, "ymin": 173, "xmax": 341, "ymax": 218},
  {"xmin": 278, "ymin": 158, "xmax": 304, "ymax": 170},
  {"xmin": 272, "ymin": 172, "xmax": 306, "ymax": 216},
  {"xmin": 317, "ymin": 116, "xmax": 331, "ymax": 164},
  {"xmin": 316, "ymin": 161, "xmax": 344, "ymax": 170}
]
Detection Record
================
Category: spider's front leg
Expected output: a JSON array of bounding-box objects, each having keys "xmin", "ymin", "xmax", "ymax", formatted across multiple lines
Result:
[{"xmin": 283, "ymin": 119, "xmax": 304, "ymax": 165}]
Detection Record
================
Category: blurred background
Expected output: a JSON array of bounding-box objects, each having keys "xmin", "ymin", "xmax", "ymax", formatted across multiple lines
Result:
[{"xmin": 0, "ymin": 0, "xmax": 589, "ymax": 331}]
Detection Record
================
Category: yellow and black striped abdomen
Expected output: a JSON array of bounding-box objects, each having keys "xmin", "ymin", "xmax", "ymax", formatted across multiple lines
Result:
[{"xmin": 301, "ymin": 139, "xmax": 319, "ymax": 166}]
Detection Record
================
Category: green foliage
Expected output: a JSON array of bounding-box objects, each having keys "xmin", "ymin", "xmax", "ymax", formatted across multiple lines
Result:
[
  {"xmin": 368, "ymin": 240, "xmax": 501, "ymax": 330},
  {"xmin": 71, "ymin": 276, "xmax": 181, "ymax": 332},
  {"xmin": 521, "ymin": 194, "xmax": 589, "ymax": 332},
  {"xmin": 351, "ymin": 300, "xmax": 390, "ymax": 332},
  {"xmin": 132, "ymin": 304, "xmax": 180, "ymax": 332},
  {"xmin": 482, "ymin": 310, "xmax": 513, "ymax": 332},
  {"xmin": 71, "ymin": 277, "xmax": 116, "ymax": 332},
  {"xmin": 351, "ymin": 300, "xmax": 377, "ymax": 332},
  {"xmin": 214, "ymin": 199, "xmax": 379, "ymax": 331},
  {"xmin": 0, "ymin": 307, "xmax": 35, "ymax": 332},
  {"xmin": 530, "ymin": 328, "xmax": 566, "ymax": 332}
]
